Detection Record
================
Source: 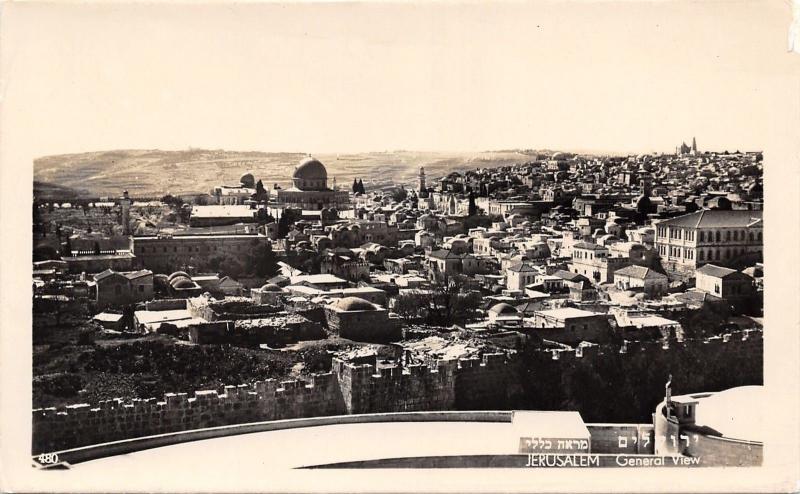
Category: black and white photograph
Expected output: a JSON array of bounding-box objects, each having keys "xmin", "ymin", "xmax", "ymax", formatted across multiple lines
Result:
[{"xmin": 1, "ymin": 0, "xmax": 799, "ymax": 492}]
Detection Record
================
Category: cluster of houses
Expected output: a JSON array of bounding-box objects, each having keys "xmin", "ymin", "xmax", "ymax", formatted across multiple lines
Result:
[{"xmin": 33, "ymin": 148, "xmax": 763, "ymax": 355}]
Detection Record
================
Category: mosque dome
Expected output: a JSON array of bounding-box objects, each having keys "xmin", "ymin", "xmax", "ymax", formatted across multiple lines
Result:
[
  {"xmin": 292, "ymin": 157, "xmax": 328, "ymax": 191},
  {"xmin": 333, "ymin": 297, "xmax": 377, "ymax": 312},
  {"xmin": 240, "ymin": 173, "xmax": 255, "ymax": 188},
  {"xmin": 260, "ymin": 283, "xmax": 283, "ymax": 292}
]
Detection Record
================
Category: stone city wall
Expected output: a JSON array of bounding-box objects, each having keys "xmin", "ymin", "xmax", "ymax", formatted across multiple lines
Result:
[
  {"xmin": 32, "ymin": 329, "xmax": 762, "ymax": 454},
  {"xmin": 33, "ymin": 373, "xmax": 344, "ymax": 454}
]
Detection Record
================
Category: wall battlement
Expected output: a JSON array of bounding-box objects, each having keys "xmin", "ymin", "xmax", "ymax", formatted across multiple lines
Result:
[{"xmin": 32, "ymin": 329, "xmax": 762, "ymax": 454}]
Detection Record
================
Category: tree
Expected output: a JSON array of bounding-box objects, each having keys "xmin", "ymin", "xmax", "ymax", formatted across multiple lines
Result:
[
  {"xmin": 467, "ymin": 191, "xmax": 477, "ymax": 216},
  {"xmin": 358, "ymin": 179, "xmax": 366, "ymax": 194},
  {"xmin": 93, "ymin": 241, "xmax": 101, "ymax": 255},
  {"xmin": 256, "ymin": 208, "xmax": 275, "ymax": 225},
  {"xmin": 63, "ymin": 237, "xmax": 73, "ymax": 256},
  {"xmin": 252, "ymin": 180, "xmax": 269, "ymax": 202},
  {"xmin": 193, "ymin": 195, "xmax": 210, "ymax": 206},
  {"xmin": 352, "ymin": 178, "xmax": 359, "ymax": 193},
  {"xmin": 392, "ymin": 186, "xmax": 408, "ymax": 202},
  {"xmin": 393, "ymin": 290, "xmax": 433, "ymax": 322},
  {"xmin": 247, "ymin": 243, "xmax": 280, "ymax": 278},
  {"xmin": 429, "ymin": 274, "xmax": 481, "ymax": 326}
]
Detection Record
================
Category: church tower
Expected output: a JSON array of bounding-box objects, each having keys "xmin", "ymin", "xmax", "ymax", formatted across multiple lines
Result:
[
  {"xmin": 120, "ymin": 190, "xmax": 131, "ymax": 235},
  {"xmin": 691, "ymin": 137, "xmax": 697, "ymax": 155}
]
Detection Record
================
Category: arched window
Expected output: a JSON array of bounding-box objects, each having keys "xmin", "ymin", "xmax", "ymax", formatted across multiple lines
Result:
[
  {"xmin": 715, "ymin": 231, "xmax": 721, "ymax": 242},
  {"xmin": 749, "ymin": 232, "xmax": 754, "ymax": 241},
  {"xmin": 758, "ymin": 232, "xmax": 762, "ymax": 241},
  {"xmin": 716, "ymin": 250, "xmax": 721, "ymax": 260},
  {"xmin": 733, "ymin": 231, "xmax": 739, "ymax": 241},
  {"xmin": 698, "ymin": 250, "xmax": 704, "ymax": 261},
  {"xmin": 726, "ymin": 231, "xmax": 731, "ymax": 241},
  {"xmin": 699, "ymin": 231, "xmax": 704, "ymax": 242}
]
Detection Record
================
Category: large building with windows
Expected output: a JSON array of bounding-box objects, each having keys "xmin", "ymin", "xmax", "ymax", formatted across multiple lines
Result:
[
  {"xmin": 276, "ymin": 157, "xmax": 350, "ymax": 211},
  {"xmin": 654, "ymin": 210, "xmax": 763, "ymax": 278}
]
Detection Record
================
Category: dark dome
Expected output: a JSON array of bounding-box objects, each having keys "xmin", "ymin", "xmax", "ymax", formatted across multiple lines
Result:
[
  {"xmin": 294, "ymin": 157, "xmax": 327, "ymax": 181},
  {"xmin": 260, "ymin": 283, "xmax": 283, "ymax": 292},
  {"xmin": 292, "ymin": 157, "xmax": 328, "ymax": 191},
  {"xmin": 333, "ymin": 297, "xmax": 376, "ymax": 312},
  {"xmin": 240, "ymin": 173, "xmax": 255, "ymax": 188}
]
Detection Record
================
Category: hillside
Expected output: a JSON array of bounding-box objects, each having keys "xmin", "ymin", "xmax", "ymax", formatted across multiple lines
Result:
[{"xmin": 33, "ymin": 149, "xmax": 540, "ymax": 199}]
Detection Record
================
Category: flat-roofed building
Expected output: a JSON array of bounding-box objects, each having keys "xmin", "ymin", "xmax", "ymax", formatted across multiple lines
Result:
[
  {"xmin": 529, "ymin": 307, "xmax": 612, "ymax": 344},
  {"xmin": 189, "ymin": 205, "xmax": 257, "ymax": 227},
  {"xmin": 132, "ymin": 232, "xmax": 268, "ymax": 274}
]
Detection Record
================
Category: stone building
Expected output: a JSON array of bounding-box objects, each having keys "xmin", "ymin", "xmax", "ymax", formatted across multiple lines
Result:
[
  {"xmin": 276, "ymin": 157, "xmax": 350, "ymax": 211},
  {"xmin": 212, "ymin": 173, "xmax": 258, "ymax": 205},
  {"xmin": 568, "ymin": 242, "xmax": 631, "ymax": 283},
  {"xmin": 324, "ymin": 297, "xmax": 400, "ymax": 342},
  {"xmin": 654, "ymin": 209, "xmax": 763, "ymax": 278},
  {"xmin": 529, "ymin": 307, "xmax": 612, "ymax": 344},
  {"xmin": 505, "ymin": 262, "xmax": 538, "ymax": 292},
  {"xmin": 132, "ymin": 232, "xmax": 268, "ymax": 273},
  {"xmin": 93, "ymin": 268, "xmax": 154, "ymax": 308},
  {"xmin": 613, "ymin": 265, "xmax": 669, "ymax": 298},
  {"xmin": 695, "ymin": 264, "xmax": 755, "ymax": 301},
  {"xmin": 250, "ymin": 283, "xmax": 285, "ymax": 305},
  {"xmin": 487, "ymin": 302, "xmax": 523, "ymax": 328}
]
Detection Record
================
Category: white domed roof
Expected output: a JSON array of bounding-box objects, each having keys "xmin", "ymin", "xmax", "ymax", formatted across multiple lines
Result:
[{"xmin": 333, "ymin": 297, "xmax": 376, "ymax": 312}]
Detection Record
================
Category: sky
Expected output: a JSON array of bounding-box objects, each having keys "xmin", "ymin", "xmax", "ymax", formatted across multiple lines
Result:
[{"xmin": 1, "ymin": 0, "xmax": 799, "ymax": 160}]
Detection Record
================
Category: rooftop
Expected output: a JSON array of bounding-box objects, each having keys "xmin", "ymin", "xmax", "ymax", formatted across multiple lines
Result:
[
  {"xmin": 614, "ymin": 265, "xmax": 667, "ymax": 279},
  {"xmin": 658, "ymin": 209, "xmax": 763, "ymax": 229},
  {"xmin": 534, "ymin": 307, "xmax": 600, "ymax": 320},
  {"xmin": 696, "ymin": 264, "xmax": 740, "ymax": 278}
]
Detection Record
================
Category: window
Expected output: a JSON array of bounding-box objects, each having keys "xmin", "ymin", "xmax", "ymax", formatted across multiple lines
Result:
[
  {"xmin": 716, "ymin": 250, "xmax": 721, "ymax": 260},
  {"xmin": 698, "ymin": 250, "xmax": 704, "ymax": 261},
  {"xmin": 758, "ymin": 232, "xmax": 762, "ymax": 241},
  {"xmin": 726, "ymin": 231, "xmax": 731, "ymax": 241},
  {"xmin": 715, "ymin": 284, "xmax": 720, "ymax": 294},
  {"xmin": 716, "ymin": 231, "xmax": 721, "ymax": 242},
  {"xmin": 733, "ymin": 231, "xmax": 739, "ymax": 241},
  {"xmin": 749, "ymin": 232, "xmax": 754, "ymax": 241},
  {"xmin": 699, "ymin": 231, "xmax": 704, "ymax": 242}
]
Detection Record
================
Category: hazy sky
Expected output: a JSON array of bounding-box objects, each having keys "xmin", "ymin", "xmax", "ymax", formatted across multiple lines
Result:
[{"xmin": 2, "ymin": 0, "xmax": 798, "ymax": 159}]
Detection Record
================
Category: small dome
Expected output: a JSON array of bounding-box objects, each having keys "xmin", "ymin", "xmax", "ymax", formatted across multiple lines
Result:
[
  {"xmin": 171, "ymin": 277, "xmax": 195, "ymax": 289},
  {"xmin": 240, "ymin": 173, "xmax": 255, "ymax": 188},
  {"xmin": 260, "ymin": 283, "xmax": 283, "ymax": 292},
  {"xmin": 168, "ymin": 271, "xmax": 190, "ymax": 282},
  {"xmin": 489, "ymin": 303, "xmax": 518, "ymax": 315},
  {"xmin": 333, "ymin": 296, "xmax": 376, "ymax": 312}
]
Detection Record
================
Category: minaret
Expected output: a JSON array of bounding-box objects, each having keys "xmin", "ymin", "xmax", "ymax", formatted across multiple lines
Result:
[
  {"xmin": 691, "ymin": 137, "xmax": 697, "ymax": 154},
  {"xmin": 120, "ymin": 190, "xmax": 131, "ymax": 235},
  {"xmin": 418, "ymin": 166, "xmax": 426, "ymax": 193}
]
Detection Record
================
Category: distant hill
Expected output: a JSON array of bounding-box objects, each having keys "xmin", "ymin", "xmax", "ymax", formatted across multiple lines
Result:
[{"xmin": 33, "ymin": 149, "xmax": 540, "ymax": 199}]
